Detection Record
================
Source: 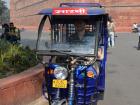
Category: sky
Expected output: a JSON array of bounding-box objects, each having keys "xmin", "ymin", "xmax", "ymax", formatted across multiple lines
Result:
[{"xmin": 4, "ymin": 0, "xmax": 10, "ymax": 8}]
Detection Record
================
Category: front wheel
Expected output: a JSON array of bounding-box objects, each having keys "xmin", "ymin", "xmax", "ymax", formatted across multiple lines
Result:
[
  {"xmin": 91, "ymin": 98, "xmax": 98, "ymax": 105},
  {"xmin": 90, "ymin": 92, "xmax": 98, "ymax": 105},
  {"xmin": 52, "ymin": 99, "xmax": 67, "ymax": 105},
  {"xmin": 61, "ymin": 101, "xmax": 67, "ymax": 105},
  {"xmin": 138, "ymin": 42, "xmax": 140, "ymax": 50}
]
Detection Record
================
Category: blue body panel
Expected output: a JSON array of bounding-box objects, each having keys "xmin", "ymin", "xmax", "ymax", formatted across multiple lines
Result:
[
  {"xmin": 45, "ymin": 64, "xmax": 99, "ymax": 105},
  {"xmin": 75, "ymin": 65, "xmax": 98, "ymax": 104},
  {"xmin": 97, "ymin": 25, "xmax": 108, "ymax": 91},
  {"xmin": 45, "ymin": 64, "xmax": 68, "ymax": 100}
]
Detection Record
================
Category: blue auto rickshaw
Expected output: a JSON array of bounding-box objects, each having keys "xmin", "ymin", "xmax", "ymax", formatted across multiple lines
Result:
[{"xmin": 36, "ymin": 3, "xmax": 108, "ymax": 105}]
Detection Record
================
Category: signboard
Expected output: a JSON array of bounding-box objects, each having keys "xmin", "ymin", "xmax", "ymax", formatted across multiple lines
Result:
[{"xmin": 52, "ymin": 8, "xmax": 88, "ymax": 15}]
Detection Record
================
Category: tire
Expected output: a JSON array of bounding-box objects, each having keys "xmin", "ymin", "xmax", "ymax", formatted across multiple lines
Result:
[
  {"xmin": 91, "ymin": 94, "xmax": 98, "ymax": 105},
  {"xmin": 137, "ymin": 42, "xmax": 140, "ymax": 50},
  {"xmin": 52, "ymin": 99, "xmax": 67, "ymax": 105},
  {"xmin": 91, "ymin": 100, "xmax": 97, "ymax": 105},
  {"xmin": 61, "ymin": 101, "xmax": 67, "ymax": 105},
  {"xmin": 98, "ymin": 91, "xmax": 104, "ymax": 100}
]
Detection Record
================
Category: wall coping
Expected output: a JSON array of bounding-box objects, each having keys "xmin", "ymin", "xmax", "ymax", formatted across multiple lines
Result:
[{"xmin": 0, "ymin": 64, "xmax": 44, "ymax": 89}]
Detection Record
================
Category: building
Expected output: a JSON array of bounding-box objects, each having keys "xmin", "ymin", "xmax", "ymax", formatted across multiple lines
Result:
[{"xmin": 10, "ymin": 0, "xmax": 140, "ymax": 32}]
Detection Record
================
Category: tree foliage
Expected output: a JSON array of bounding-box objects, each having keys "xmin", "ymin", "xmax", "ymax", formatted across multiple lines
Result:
[
  {"xmin": 0, "ymin": 0, "xmax": 10, "ymax": 24},
  {"xmin": 0, "ymin": 39, "xmax": 39, "ymax": 78}
]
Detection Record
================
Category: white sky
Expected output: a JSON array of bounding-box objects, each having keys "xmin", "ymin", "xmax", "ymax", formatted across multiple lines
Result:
[{"xmin": 4, "ymin": 0, "xmax": 10, "ymax": 8}]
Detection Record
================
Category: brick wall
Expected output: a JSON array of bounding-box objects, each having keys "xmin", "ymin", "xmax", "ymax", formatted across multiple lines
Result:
[
  {"xmin": 104, "ymin": 0, "xmax": 140, "ymax": 32},
  {"xmin": 0, "ymin": 65, "xmax": 44, "ymax": 105},
  {"xmin": 10, "ymin": 0, "xmax": 140, "ymax": 32}
]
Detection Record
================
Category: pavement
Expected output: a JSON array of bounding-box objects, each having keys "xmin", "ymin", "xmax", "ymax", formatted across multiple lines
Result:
[
  {"xmin": 99, "ymin": 32, "xmax": 140, "ymax": 105},
  {"xmin": 28, "ymin": 97, "xmax": 48, "ymax": 105},
  {"xmin": 21, "ymin": 31, "xmax": 140, "ymax": 105}
]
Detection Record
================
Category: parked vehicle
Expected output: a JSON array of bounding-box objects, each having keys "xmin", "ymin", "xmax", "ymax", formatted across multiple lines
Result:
[{"xmin": 36, "ymin": 3, "xmax": 108, "ymax": 105}]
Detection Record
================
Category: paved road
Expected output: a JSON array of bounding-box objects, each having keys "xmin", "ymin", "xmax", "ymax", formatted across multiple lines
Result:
[
  {"xmin": 99, "ymin": 33, "xmax": 140, "ymax": 105},
  {"xmin": 21, "ymin": 31, "xmax": 140, "ymax": 105}
]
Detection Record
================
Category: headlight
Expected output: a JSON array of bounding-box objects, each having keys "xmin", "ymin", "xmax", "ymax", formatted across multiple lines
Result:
[{"xmin": 54, "ymin": 66, "xmax": 68, "ymax": 80}]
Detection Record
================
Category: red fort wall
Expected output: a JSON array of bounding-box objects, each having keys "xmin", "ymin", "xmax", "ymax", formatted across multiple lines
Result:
[{"xmin": 10, "ymin": 0, "xmax": 140, "ymax": 32}]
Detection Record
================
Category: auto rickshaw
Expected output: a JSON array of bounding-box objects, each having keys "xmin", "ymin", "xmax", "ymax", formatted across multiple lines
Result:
[{"xmin": 36, "ymin": 3, "xmax": 108, "ymax": 105}]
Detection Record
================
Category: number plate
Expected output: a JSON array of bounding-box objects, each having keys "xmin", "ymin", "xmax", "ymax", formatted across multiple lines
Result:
[{"xmin": 52, "ymin": 79, "xmax": 67, "ymax": 88}]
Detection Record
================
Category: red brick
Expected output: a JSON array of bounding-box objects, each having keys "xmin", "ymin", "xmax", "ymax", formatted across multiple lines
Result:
[
  {"xmin": 0, "ymin": 65, "xmax": 44, "ymax": 105},
  {"xmin": 14, "ymin": 83, "xmax": 26, "ymax": 105},
  {"xmin": 10, "ymin": 0, "xmax": 140, "ymax": 32},
  {"xmin": 1, "ymin": 87, "xmax": 15, "ymax": 105},
  {"xmin": 0, "ymin": 90, "xmax": 2, "ymax": 105},
  {"xmin": 24, "ymin": 80, "xmax": 36, "ymax": 102}
]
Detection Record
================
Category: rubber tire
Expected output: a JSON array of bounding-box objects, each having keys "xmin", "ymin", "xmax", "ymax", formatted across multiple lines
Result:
[{"xmin": 138, "ymin": 42, "xmax": 140, "ymax": 50}]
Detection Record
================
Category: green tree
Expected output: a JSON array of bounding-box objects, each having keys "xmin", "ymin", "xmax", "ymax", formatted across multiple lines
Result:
[{"xmin": 0, "ymin": 0, "xmax": 10, "ymax": 24}]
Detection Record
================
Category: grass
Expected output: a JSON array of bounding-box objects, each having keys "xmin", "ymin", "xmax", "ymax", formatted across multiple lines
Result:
[{"xmin": 0, "ymin": 39, "xmax": 38, "ymax": 79}]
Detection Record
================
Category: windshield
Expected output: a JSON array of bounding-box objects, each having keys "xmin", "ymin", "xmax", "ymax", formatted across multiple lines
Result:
[{"xmin": 37, "ymin": 17, "xmax": 100, "ymax": 56}]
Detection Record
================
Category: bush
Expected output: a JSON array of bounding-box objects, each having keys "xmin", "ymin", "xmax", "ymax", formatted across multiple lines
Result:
[{"xmin": 0, "ymin": 39, "xmax": 38, "ymax": 78}]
